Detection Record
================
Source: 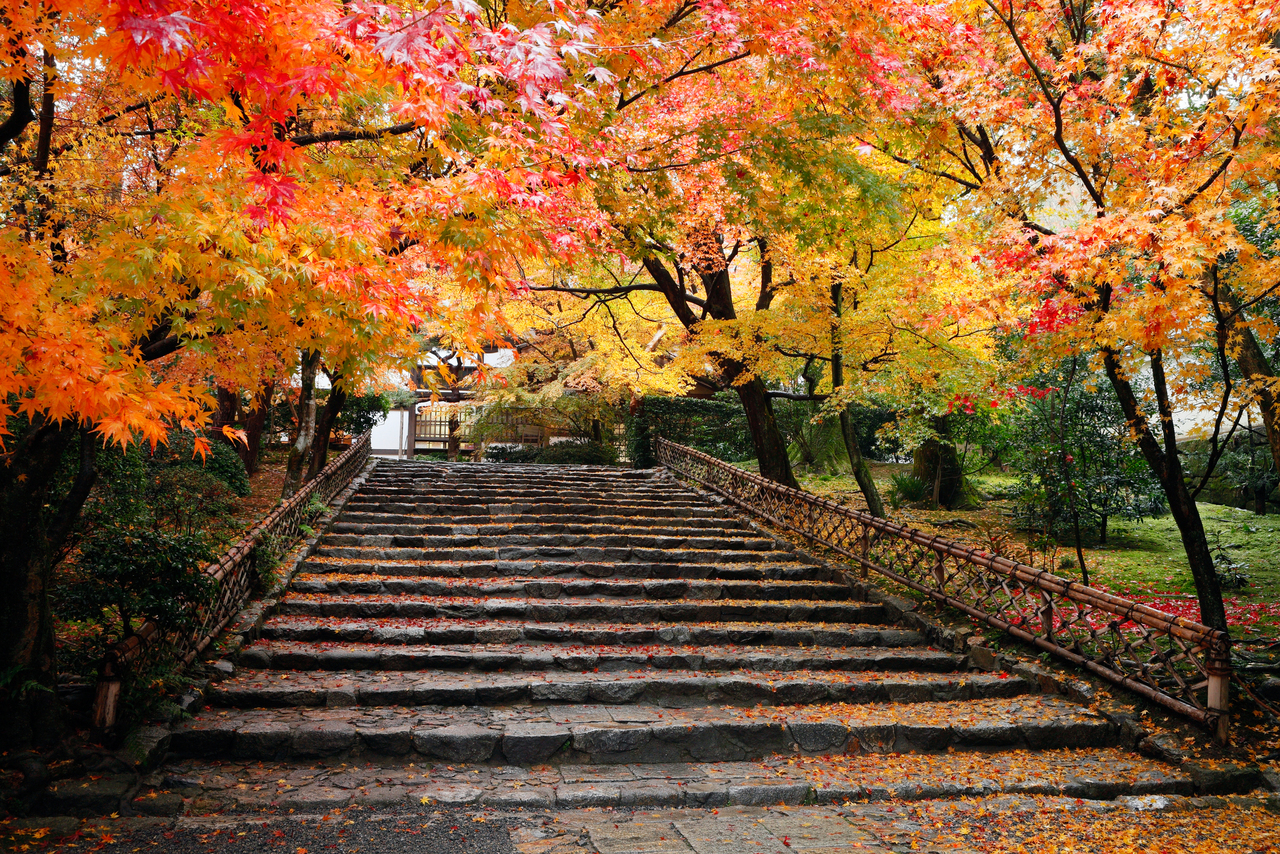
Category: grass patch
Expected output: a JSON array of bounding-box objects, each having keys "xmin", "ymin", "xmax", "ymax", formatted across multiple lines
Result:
[{"xmin": 753, "ymin": 462, "xmax": 1280, "ymax": 635}]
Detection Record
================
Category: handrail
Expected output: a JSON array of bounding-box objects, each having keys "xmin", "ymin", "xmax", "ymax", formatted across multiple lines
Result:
[
  {"xmin": 656, "ymin": 438, "xmax": 1232, "ymax": 740},
  {"xmin": 90, "ymin": 431, "xmax": 373, "ymax": 732}
]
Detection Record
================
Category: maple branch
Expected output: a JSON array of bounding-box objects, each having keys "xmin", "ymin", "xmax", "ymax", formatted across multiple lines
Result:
[
  {"xmin": 616, "ymin": 50, "xmax": 751, "ymax": 110},
  {"xmin": 528, "ymin": 282, "xmax": 707, "ymax": 309},
  {"xmin": 1180, "ymin": 124, "xmax": 1243, "ymax": 210},
  {"xmin": 985, "ymin": 0, "xmax": 1105, "ymax": 213},
  {"xmin": 33, "ymin": 51, "xmax": 55, "ymax": 176},
  {"xmin": 857, "ymin": 136, "xmax": 981, "ymax": 192},
  {"xmin": 289, "ymin": 121, "xmax": 420, "ymax": 147}
]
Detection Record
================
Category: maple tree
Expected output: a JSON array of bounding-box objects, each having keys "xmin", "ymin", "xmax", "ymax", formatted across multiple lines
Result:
[
  {"xmin": 881, "ymin": 0, "xmax": 1280, "ymax": 631},
  {"xmin": 0, "ymin": 0, "xmax": 612, "ymax": 747},
  {"xmin": 513, "ymin": 0, "xmax": 925, "ymax": 491}
]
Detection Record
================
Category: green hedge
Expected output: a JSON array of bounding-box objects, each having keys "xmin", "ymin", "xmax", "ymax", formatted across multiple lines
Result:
[{"xmin": 627, "ymin": 394, "xmax": 754, "ymax": 468}]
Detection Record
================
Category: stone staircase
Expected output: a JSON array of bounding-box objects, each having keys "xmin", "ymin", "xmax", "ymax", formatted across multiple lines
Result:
[{"xmin": 144, "ymin": 461, "xmax": 1201, "ymax": 815}]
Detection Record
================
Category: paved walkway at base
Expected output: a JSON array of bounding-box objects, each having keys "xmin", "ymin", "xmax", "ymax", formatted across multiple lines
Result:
[{"xmin": 7, "ymin": 795, "xmax": 1280, "ymax": 853}]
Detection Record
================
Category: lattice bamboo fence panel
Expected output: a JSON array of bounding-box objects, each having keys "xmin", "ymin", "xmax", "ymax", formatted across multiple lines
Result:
[
  {"xmin": 657, "ymin": 438, "xmax": 1232, "ymax": 737},
  {"xmin": 91, "ymin": 432, "xmax": 372, "ymax": 730}
]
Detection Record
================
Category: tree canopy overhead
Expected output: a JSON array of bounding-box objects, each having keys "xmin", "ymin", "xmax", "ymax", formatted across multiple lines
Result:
[{"xmin": 6, "ymin": 0, "xmax": 1280, "ymax": 747}]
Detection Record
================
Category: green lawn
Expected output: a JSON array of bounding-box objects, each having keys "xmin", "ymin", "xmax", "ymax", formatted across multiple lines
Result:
[{"xmin": 786, "ymin": 462, "xmax": 1280, "ymax": 635}]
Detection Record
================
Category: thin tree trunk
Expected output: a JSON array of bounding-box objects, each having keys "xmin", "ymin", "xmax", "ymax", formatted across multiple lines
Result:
[
  {"xmin": 307, "ymin": 380, "xmax": 346, "ymax": 480},
  {"xmin": 1214, "ymin": 277, "xmax": 1280, "ymax": 479},
  {"xmin": 240, "ymin": 382, "xmax": 274, "ymax": 475},
  {"xmin": 1101, "ymin": 346, "xmax": 1227, "ymax": 631},
  {"xmin": 282, "ymin": 350, "xmax": 320, "ymax": 498},
  {"xmin": 831, "ymin": 276, "xmax": 886, "ymax": 517}
]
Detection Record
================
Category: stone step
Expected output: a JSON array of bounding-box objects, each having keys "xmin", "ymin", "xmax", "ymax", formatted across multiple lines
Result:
[
  {"xmin": 337, "ymin": 502, "xmax": 734, "ymax": 519},
  {"xmin": 354, "ymin": 483, "xmax": 679, "ymax": 496},
  {"xmin": 275, "ymin": 593, "xmax": 880, "ymax": 623},
  {"xmin": 258, "ymin": 616, "xmax": 903, "ymax": 647},
  {"xmin": 318, "ymin": 533, "xmax": 778, "ymax": 552},
  {"xmin": 169, "ymin": 696, "xmax": 1116, "ymax": 763},
  {"xmin": 311, "ymin": 545, "xmax": 784, "ymax": 564},
  {"xmin": 208, "ymin": 668, "xmax": 1026, "ymax": 709},
  {"xmin": 142, "ymin": 747, "xmax": 1191, "ymax": 812},
  {"xmin": 335, "ymin": 510, "xmax": 743, "ymax": 527},
  {"xmin": 329, "ymin": 520, "xmax": 755, "ymax": 536},
  {"xmin": 299, "ymin": 557, "xmax": 830, "ymax": 581},
  {"xmin": 234, "ymin": 640, "xmax": 945, "ymax": 672},
  {"xmin": 286, "ymin": 575, "xmax": 853, "ymax": 601}
]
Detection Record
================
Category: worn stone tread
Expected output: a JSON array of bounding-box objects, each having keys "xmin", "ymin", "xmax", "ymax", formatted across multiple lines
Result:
[
  {"xmin": 257, "ymin": 616, "xmax": 906, "ymax": 647},
  {"xmin": 209, "ymin": 667, "xmax": 1024, "ymax": 708},
  {"xmin": 133, "ymin": 747, "xmax": 1192, "ymax": 814},
  {"xmin": 170, "ymin": 696, "xmax": 1114, "ymax": 762},
  {"xmin": 275, "ymin": 593, "xmax": 881, "ymax": 622},
  {"xmin": 297, "ymin": 557, "xmax": 829, "ymax": 581},
  {"xmin": 235, "ymin": 639, "xmax": 940, "ymax": 671},
  {"xmin": 286, "ymin": 575, "xmax": 852, "ymax": 601}
]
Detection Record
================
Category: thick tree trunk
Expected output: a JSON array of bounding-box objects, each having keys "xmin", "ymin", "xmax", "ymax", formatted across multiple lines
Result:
[
  {"xmin": 911, "ymin": 417, "xmax": 980, "ymax": 510},
  {"xmin": 240, "ymin": 382, "xmax": 274, "ymax": 475},
  {"xmin": 733, "ymin": 373, "xmax": 799, "ymax": 489},
  {"xmin": 641, "ymin": 251, "xmax": 797, "ymax": 487},
  {"xmin": 0, "ymin": 419, "xmax": 96, "ymax": 752},
  {"xmin": 282, "ymin": 350, "xmax": 320, "ymax": 498},
  {"xmin": 306, "ymin": 382, "xmax": 347, "ymax": 480},
  {"xmin": 447, "ymin": 411, "xmax": 462, "ymax": 462},
  {"xmin": 1102, "ymin": 347, "xmax": 1227, "ymax": 631},
  {"xmin": 211, "ymin": 386, "xmax": 239, "ymax": 440}
]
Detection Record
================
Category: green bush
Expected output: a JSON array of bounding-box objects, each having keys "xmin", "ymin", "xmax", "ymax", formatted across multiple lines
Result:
[
  {"xmin": 61, "ymin": 528, "xmax": 214, "ymax": 640},
  {"xmin": 627, "ymin": 394, "xmax": 753, "ymax": 467},
  {"xmin": 1008, "ymin": 362, "xmax": 1165, "ymax": 544},
  {"xmin": 337, "ymin": 391, "xmax": 391, "ymax": 436},
  {"xmin": 888, "ymin": 473, "xmax": 929, "ymax": 508},
  {"xmin": 484, "ymin": 441, "xmax": 618, "ymax": 465}
]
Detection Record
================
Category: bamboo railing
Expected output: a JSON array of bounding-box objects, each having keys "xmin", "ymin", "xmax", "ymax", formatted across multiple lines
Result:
[
  {"xmin": 657, "ymin": 438, "xmax": 1232, "ymax": 740},
  {"xmin": 90, "ymin": 431, "xmax": 372, "ymax": 732}
]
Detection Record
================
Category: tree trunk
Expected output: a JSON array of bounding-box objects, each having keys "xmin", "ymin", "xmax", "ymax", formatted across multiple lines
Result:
[
  {"xmin": 734, "ymin": 373, "xmax": 799, "ymax": 489},
  {"xmin": 447, "ymin": 410, "xmax": 462, "ymax": 462},
  {"xmin": 911, "ymin": 417, "xmax": 980, "ymax": 510},
  {"xmin": 1101, "ymin": 347, "xmax": 1228, "ymax": 631},
  {"xmin": 0, "ymin": 419, "xmax": 96, "ymax": 752},
  {"xmin": 838, "ymin": 409, "xmax": 886, "ymax": 517},
  {"xmin": 240, "ymin": 382, "xmax": 274, "ymax": 475},
  {"xmin": 306, "ymin": 381, "xmax": 346, "ymax": 481},
  {"xmin": 830, "ymin": 276, "xmax": 886, "ymax": 516},
  {"xmin": 211, "ymin": 386, "xmax": 239, "ymax": 440},
  {"xmin": 1215, "ymin": 278, "xmax": 1280, "ymax": 479},
  {"xmin": 282, "ymin": 350, "xmax": 320, "ymax": 498},
  {"xmin": 640, "ymin": 251, "xmax": 797, "ymax": 487}
]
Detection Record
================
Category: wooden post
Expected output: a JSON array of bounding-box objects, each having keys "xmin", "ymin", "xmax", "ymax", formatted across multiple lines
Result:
[{"xmin": 1207, "ymin": 638, "xmax": 1232, "ymax": 744}]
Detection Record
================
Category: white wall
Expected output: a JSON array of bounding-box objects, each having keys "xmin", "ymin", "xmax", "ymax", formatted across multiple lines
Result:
[{"xmin": 370, "ymin": 409, "xmax": 410, "ymax": 458}]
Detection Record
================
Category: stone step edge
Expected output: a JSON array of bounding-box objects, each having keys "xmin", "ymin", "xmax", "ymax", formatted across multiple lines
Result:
[
  {"xmin": 207, "ymin": 669, "xmax": 1027, "ymax": 709},
  {"xmin": 167, "ymin": 702, "xmax": 1120, "ymax": 764},
  {"xmin": 124, "ymin": 753, "xmax": 1203, "ymax": 815},
  {"xmin": 232, "ymin": 640, "xmax": 941, "ymax": 670}
]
